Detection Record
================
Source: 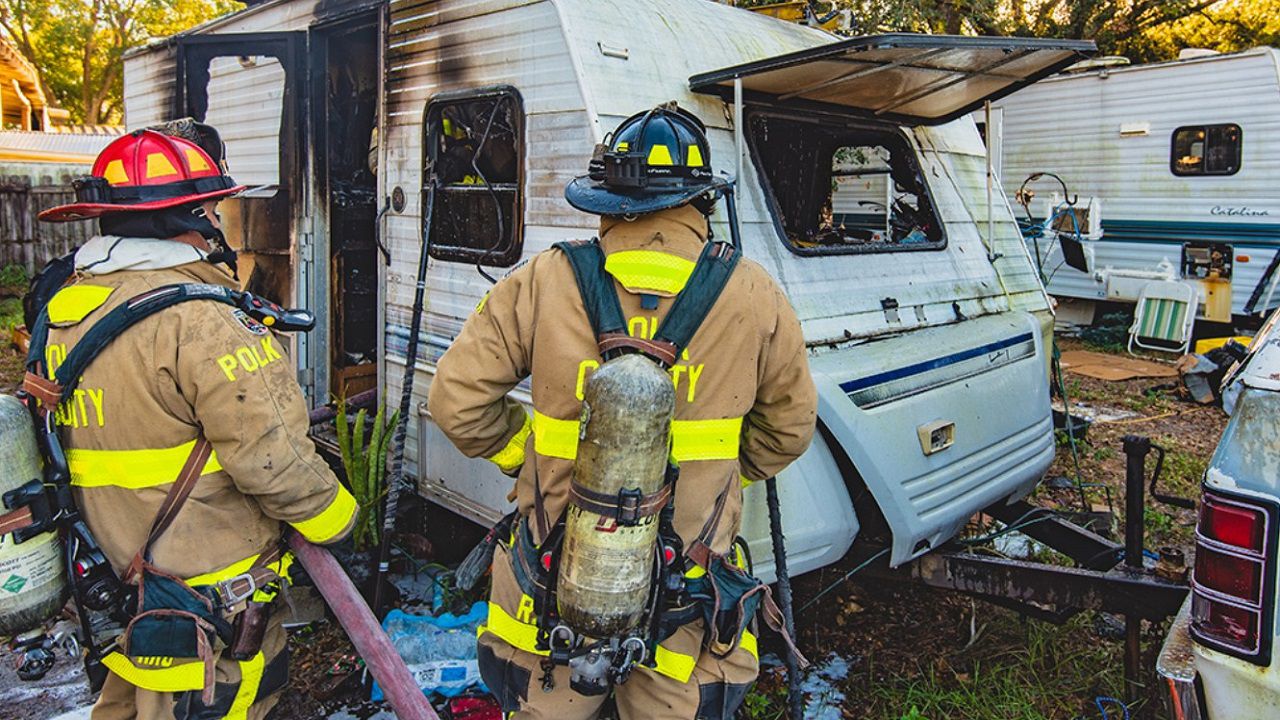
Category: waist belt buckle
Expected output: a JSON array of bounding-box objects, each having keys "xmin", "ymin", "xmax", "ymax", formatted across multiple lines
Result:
[
  {"xmin": 216, "ymin": 572, "xmax": 260, "ymax": 609},
  {"xmin": 616, "ymin": 488, "xmax": 643, "ymax": 527}
]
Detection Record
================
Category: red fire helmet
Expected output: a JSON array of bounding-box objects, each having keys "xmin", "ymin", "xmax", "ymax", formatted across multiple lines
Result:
[{"xmin": 39, "ymin": 129, "xmax": 244, "ymax": 222}]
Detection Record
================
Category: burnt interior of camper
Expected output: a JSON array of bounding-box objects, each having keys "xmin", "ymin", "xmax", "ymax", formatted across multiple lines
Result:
[
  {"xmin": 748, "ymin": 111, "xmax": 944, "ymax": 255},
  {"xmin": 423, "ymin": 87, "xmax": 524, "ymax": 268},
  {"xmin": 316, "ymin": 18, "xmax": 380, "ymax": 399}
]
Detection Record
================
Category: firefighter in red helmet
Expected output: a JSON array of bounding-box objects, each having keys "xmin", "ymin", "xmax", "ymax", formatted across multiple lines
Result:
[{"xmin": 31, "ymin": 124, "xmax": 355, "ymax": 720}]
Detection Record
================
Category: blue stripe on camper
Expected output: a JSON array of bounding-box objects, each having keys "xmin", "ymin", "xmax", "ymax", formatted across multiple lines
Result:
[
  {"xmin": 1099, "ymin": 219, "xmax": 1280, "ymax": 248},
  {"xmin": 839, "ymin": 332, "xmax": 1035, "ymax": 394}
]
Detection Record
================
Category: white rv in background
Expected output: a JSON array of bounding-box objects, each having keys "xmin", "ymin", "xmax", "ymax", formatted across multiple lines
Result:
[
  {"xmin": 985, "ymin": 48, "xmax": 1280, "ymax": 324},
  {"xmin": 119, "ymin": 0, "xmax": 1091, "ymax": 579}
]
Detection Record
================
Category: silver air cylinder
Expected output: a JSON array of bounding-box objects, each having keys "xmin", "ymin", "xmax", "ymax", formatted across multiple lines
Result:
[
  {"xmin": 557, "ymin": 353, "xmax": 674, "ymax": 638},
  {"xmin": 0, "ymin": 394, "xmax": 66, "ymax": 635}
]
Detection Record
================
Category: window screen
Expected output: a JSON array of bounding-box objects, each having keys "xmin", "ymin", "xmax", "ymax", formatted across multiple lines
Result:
[
  {"xmin": 748, "ymin": 111, "xmax": 943, "ymax": 254},
  {"xmin": 423, "ymin": 87, "xmax": 524, "ymax": 266},
  {"xmin": 1172, "ymin": 124, "xmax": 1242, "ymax": 176}
]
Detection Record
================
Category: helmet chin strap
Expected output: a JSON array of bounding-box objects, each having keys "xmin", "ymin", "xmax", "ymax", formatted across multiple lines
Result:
[
  {"xmin": 190, "ymin": 206, "xmax": 239, "ymax": 281},
  {"xmin": 99, "ymin": 204, "xmax": 240, "ymax": 280}
]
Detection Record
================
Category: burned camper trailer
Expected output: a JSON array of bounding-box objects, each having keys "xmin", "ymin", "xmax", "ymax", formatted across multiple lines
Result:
[{"xmin": 121, "ymin": 0, "xmax": 1092, "ymax": 579}]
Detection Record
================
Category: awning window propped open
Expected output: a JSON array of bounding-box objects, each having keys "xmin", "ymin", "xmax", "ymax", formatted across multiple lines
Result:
[{"xmin": 689, "ymin": 34, "xmax": 1095, "ymax": 126}]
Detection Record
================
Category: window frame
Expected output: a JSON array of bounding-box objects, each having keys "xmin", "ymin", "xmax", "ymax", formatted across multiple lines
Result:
[
  {"xmin": 745, "ymin": 106, "xmax": 946, "ymax": 257},
  {"xmin": 1170, "ymin": 123, "xmax": 1243, "ymax": 177},
  {"xmin": 421, "ymin": 85, "xmax": 526, "ymax": 267}
]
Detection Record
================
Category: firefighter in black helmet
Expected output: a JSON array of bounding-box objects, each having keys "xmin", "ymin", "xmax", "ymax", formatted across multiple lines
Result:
[{"xmin": 430, "ymin": 103, "xmax": 816, "ymax": 719}]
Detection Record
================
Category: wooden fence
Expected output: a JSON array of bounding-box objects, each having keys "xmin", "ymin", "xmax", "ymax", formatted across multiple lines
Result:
[{"xmin": 1, "ymin": 176, "xmax": 92, "ymax": 274}]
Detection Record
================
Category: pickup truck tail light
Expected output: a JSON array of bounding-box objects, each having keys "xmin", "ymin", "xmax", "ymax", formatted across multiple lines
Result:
[{"xmin": 1190, "ymin": 489, "xmax": 1276, "ymax": 664}]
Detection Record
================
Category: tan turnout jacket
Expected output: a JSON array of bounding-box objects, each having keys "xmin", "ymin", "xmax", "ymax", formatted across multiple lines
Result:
[
  {"xmin": 429, "ymin": 203, "xmax": 817, "ymax": 554},
  {"xmin": 40, "ymin": 237, "xmax": 356, "ymax": 585}
]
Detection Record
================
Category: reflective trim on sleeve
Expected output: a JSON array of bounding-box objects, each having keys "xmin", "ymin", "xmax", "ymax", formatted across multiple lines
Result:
[
  {"xmin": 671, "ymin": 417, "xmax": 742, "ymax": 462},
  {"xmin": 291, "ymin": 485, "xmax": 358, "ymax": 544},
  {"xmin": 488, "ymin": 413, "xmax": 533, "ymax": 472},
  {"xmin": 47, "ymin": 284, "xmax": 114, "ymax": 325},
  {"xmin": 69, "ymin": 439, "xmax": 223, "ymax": 489},
  {"xmin": 651, "ymin": 643, "xmax": 697, "ymax": 683},
  {"xmin": 100, "ymin": 651, "xmax": 206, "ymax": 692},
  {"xmin": 478, "ymin": 601, "xmax": 548, "ymax": 656},
  {"xmin": 224, "ymin": 651, "xmax": 265, "ymax": 720},
  {"xmin": 604, "ymin": 250, "xmax": 696, "ymax": 295},
  {"xmin": 532, "ymin": 410, "xmax": 580, "ymax": 461}
]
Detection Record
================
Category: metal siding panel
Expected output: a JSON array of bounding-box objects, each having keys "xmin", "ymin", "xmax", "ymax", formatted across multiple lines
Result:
[
  {"xmin": 381, "ymin": 0, "xmax": 591, "ymax": 388},
  {"xmin": 386, "ymin": 2, "xmax": 576, "ymax": 123},
  {"xmin": 994, "ymin": 49, "xmax": 1280, "ymax": 225},
  {"xmin": 123, "ymin": 47, "xmax": 177, "ymax": 129},
  {"xmin": 203, "ymin": 56, "xmax": 286, "ymax": 186}
]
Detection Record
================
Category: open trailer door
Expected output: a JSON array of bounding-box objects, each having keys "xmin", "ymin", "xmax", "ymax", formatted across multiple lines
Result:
[
  {"xmin": 173, "ymin": 33, "xmax": 313, "ymax": 396},
  {"xmin": 689, "ymin": 33, "xmax": 1094, "ymax": 125}
]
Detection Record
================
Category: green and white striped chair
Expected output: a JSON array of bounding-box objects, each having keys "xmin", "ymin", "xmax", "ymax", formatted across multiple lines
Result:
[{"xmin": 1129, "ymin": 280, "xmax": 1197, "ymax": 355}]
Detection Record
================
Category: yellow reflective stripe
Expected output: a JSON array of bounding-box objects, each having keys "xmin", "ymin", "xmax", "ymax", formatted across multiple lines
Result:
[
  {"xmin": 687, "ymin": 145, "xmax": 705, "ymax": 167},
  {"xmin": 647, "ymin": 144, "xmax": 674, "ymax": 166},
  {"xmin": 533, "ymin": 414, "xmax": 742, "ymax": 463},
  {"xmin": 671, "ymin": 417, "xmax": 742, "ymax": 462},
  {"xmin": 651, "ymin": 644, "xmax": 697, "ymax": 683},
  {"xmin": 47, "ymin": 285, "xmax": 114, "ymax": 325},
  {"xmin": 532, "ymin": 410, "xmax": 580, "ymax": 460},
  {"xmin": 291, "ymin": 485, "xmax": 358, "ymax": 544},
  {"xmin": 684, "ymin": 564, "xmax": 707, "ymax": 579},
  {"xmin": 740, "ymin": 630, "xmax": 758, "ymax": 660},
  {"xmin": 225, "ymin": 651, "xmax": 265, "ymax": 720},
  {"xmin": 101, "ymin": 651, "xmax": 205, "ymax": 692},
  {"xmin": 488, "ymin": 414, "xmax": 532, "ymax": 472},
  {"xmin": 184, "ymin": 552, "xmax": 293, "ymax": 592},
  {"xmin": 740, "ymin": 474, "xmax": 754, "ymax": 489},
  {"xmin": 478, "ymin": 601, "xmax": 548, "ymax": 656},
  {"xmin": 69, "ymin": 440, "xmax": 223, "ymax": 489},
  {"xmin": 604, "ymin": 250, "xmax": 696, "ymax": 295}
]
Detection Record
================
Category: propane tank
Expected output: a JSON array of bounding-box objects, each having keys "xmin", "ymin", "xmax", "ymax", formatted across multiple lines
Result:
[
  {"xmin": 557, "ymin": 353, "xmax": 674, "ymax": 638},
  {"xmin": 0, "ymin": 394, "xmax": 66, "ymax": 635}
]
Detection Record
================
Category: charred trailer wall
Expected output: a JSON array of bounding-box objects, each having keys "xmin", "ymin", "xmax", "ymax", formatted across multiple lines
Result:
[{"xmin": 381, "ymin": 0, "xmax": 596, "ymax": 513}]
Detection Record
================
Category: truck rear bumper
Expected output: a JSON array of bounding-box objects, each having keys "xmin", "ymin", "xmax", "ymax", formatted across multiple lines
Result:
[{"xmin": 1158, "ymin": 597, "xmax": 1205, "ymax": 720}]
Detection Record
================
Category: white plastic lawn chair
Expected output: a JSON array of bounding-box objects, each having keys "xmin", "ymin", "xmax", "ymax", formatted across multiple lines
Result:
[{"xmin": 1129, "ymin": 280, "xmax": 1197, "ymax": 355}]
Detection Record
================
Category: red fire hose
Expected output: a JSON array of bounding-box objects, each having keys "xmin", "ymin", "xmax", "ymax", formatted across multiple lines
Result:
[{"xmin": 287, "ymin": 531, "xmax": 440, "ymax": 720}]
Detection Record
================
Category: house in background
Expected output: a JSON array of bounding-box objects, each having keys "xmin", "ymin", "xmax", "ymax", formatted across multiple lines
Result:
[{"xmin": 0, "ymin": 35, "xmax": 122, "ymax": 273}]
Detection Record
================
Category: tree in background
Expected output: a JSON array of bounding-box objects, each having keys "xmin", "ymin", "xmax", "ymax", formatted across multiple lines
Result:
[
  {"xmin": 0, "ymin": 0, "xmax": 240, "ymax": 125},
  {"xmin": 735, "ymin": 0, "xmax": 1280, "ymax": 63}
]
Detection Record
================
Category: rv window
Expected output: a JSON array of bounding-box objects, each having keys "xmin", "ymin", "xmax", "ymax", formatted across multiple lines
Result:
[
  {"xmin": 1172, "ymin": 124, "xmax": 1242, "ymax": 176},
  {"xmin": 423, "ymin": 89, "xmax": 523, "ymax": 266},
  {"xmin": 748, "ymin": 112, "xmax": 943, "ymax": 254}
]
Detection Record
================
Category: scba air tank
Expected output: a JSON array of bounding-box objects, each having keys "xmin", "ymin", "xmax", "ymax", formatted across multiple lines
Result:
[
  {"xmin": 557, "ymin": 353, "xmax": 674, "ymax": 638},
  {"xmin": 0, "ymin": 394, "xmax": 66, "ymax": 635}
]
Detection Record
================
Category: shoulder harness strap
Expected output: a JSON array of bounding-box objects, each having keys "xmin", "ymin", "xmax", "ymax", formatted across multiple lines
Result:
[
  {"xmin": 554, "ymin": 239, "xmax": 740, "ymax": 368},
  {"xmin": 25, "ymin": 283, "xmax": 264, "ymax": 406}
]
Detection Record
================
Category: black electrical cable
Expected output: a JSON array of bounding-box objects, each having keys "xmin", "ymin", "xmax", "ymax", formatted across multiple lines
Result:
[
  {"xmin": 798, "ymin": 548, "xmax": 890, "ymax": 613},
  {"xmin": 470, "ymin": 99, "xmax": 506, "ymax": 285},
  {"xmin": 765, "ymin": 477, "xmax": 803, "ymax": 720},
  {"xmin": 372, "ymin": 163, "xmax": 438, "ymax": 618}
]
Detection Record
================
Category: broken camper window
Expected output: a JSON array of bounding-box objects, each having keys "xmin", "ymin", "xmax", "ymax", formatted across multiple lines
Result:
[
  {"xmin": 748, "ymin": 112, "xmax": 943, "ymax": 254},
  {"xmin": 423, "ymin": 88, "xmax": 524, "ymax": 266},
  {"xmin": 1172, "ymin": 124, "xmax": 1242, "ymax": 176}
]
